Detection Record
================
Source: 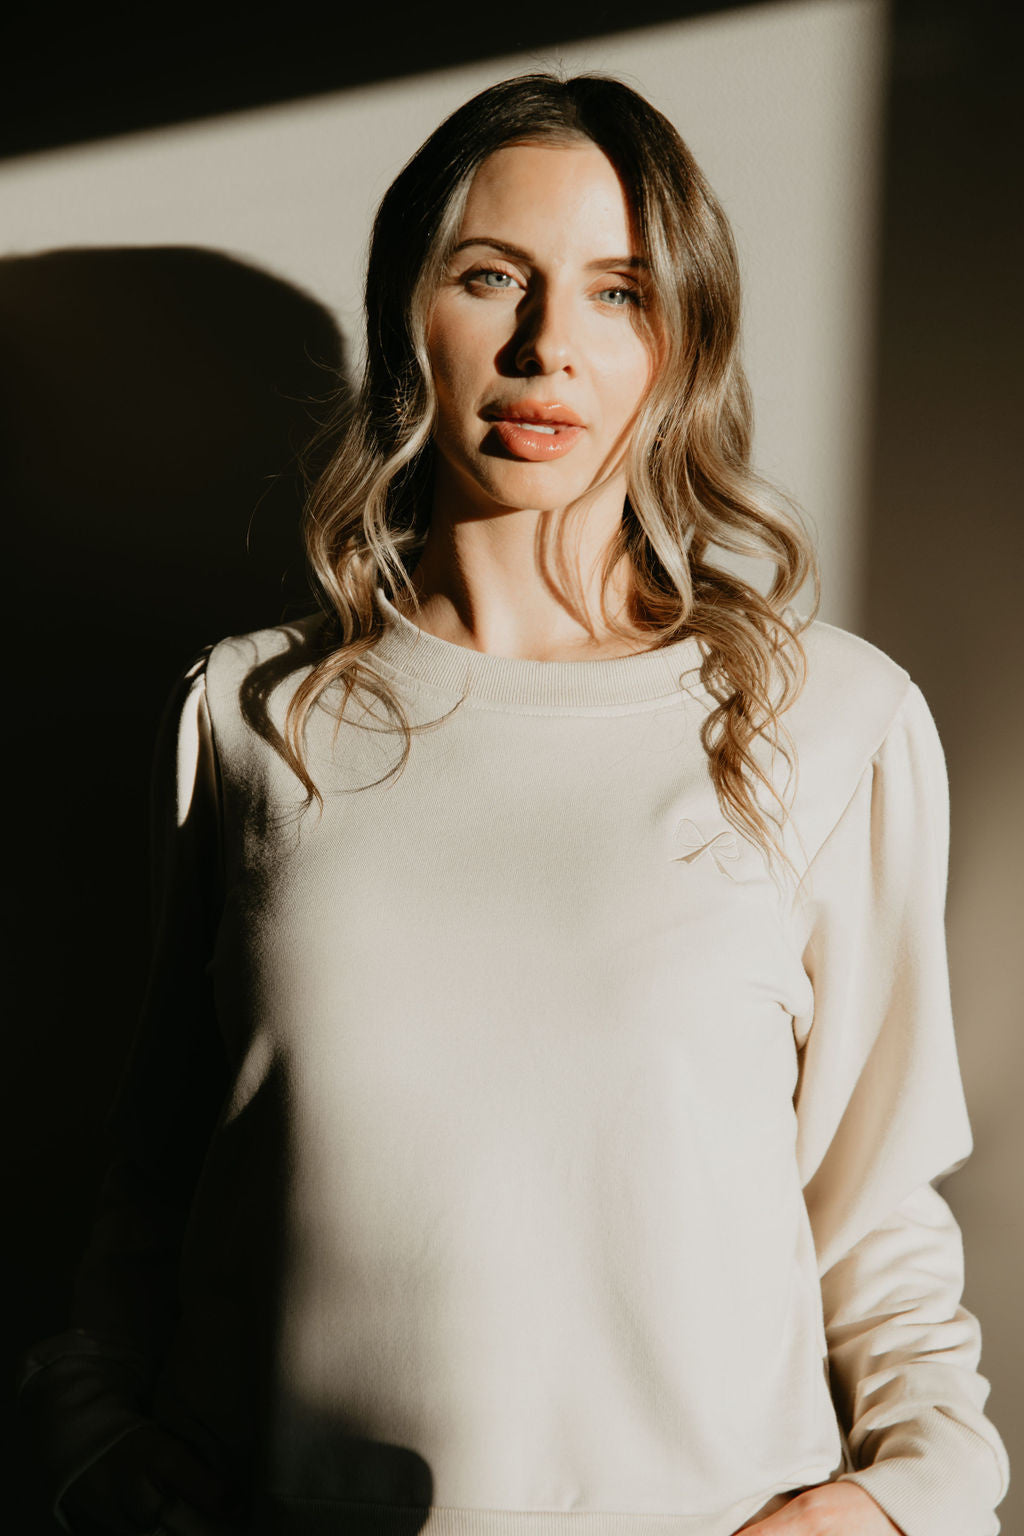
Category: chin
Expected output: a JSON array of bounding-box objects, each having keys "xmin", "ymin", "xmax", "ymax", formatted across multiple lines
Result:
[{"xmin": 475, "ymin": 463, "xmax": 596, "ymax": 513}]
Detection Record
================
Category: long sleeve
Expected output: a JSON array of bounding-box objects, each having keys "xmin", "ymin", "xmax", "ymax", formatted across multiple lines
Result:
[
  {"xmin": 17, "ymin": 651, "xmax": 229, "ymax": 1529},
  {"xmin": 790, "ymin": 680, "xmax": 1011, "ymax": 1534}
]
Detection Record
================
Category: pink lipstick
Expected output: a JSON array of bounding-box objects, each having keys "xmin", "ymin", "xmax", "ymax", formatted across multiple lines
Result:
[{"xmin": 484, "ymin": 399, "xmax": 585, "ymax": 462}]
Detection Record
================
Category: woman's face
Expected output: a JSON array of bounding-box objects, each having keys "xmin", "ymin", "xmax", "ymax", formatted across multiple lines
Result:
[{"xmin": 425, "ymin": 140, "xmax": 659, "ymax": 516}]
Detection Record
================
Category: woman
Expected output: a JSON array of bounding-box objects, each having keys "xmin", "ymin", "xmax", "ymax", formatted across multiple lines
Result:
[{"xmin": 19, "ymin": 73, "xmax": 1009, "ymax": 1536}]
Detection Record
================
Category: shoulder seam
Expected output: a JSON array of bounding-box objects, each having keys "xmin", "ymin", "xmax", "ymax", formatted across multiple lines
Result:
[
  {"xmin": 801, "ymin": 618, "xmax": 911, "ymax": 679},
  {"xmin": 798, "ymin": 671, "xmax": 916, "ymax": 876}
]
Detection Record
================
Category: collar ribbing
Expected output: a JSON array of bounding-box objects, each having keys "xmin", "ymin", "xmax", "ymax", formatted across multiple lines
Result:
[{"xmin": 369, "ymin": 586, "xmax": 705, "ymax": 711}]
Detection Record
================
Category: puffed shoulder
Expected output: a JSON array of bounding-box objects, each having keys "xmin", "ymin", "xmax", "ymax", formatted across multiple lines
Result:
[
  {"xmin": 774, "ymin": 619, "xmax": 920, "ymax": 868},
  {"xmin": 785, "ymin": 618, "xmax": 911, "ymax": 743},
  {"xmin": 198, "ymin": 613, "xmax": 326, "ymax": 739},
  {"xmin": 204, "ymin": 612, "xmax": 326, "ymax": 694}
]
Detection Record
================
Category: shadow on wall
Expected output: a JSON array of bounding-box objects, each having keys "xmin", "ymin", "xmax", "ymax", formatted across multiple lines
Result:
[
  {"xmin": 1, "ymin": 245, "xmax": 346, "ymax": 1530},
  {"xmin": 1, "ymin": 1, "xmax": 759, "ymax": 157}
]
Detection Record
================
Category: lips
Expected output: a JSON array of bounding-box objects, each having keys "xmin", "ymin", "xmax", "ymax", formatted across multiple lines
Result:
[
  {"xmin": 483, "ymin": 399, "xmax": 585, "ymax": 461},
  {"xmin": 484, "ymin": 399, "xmax": 584, "ymax": 428}
]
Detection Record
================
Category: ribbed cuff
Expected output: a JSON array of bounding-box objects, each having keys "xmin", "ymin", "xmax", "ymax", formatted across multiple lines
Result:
[{"xmin": 837, "ymin": 1409, "xmax": 1009, "ymax": 1536}]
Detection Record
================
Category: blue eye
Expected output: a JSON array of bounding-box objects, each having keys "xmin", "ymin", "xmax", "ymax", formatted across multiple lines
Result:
[
  {"xmin": 599, "ymin": 286, "xmax": 641, "ymax": 307},
  {"xmin": 468, "ymin": 267, "xmax": 516, "ymax": 289}
]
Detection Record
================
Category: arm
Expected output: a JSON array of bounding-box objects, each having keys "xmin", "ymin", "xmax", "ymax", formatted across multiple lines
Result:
[
  {"xmin": 17, "ymin": 651, "xmax": 232, "ymax": 1530},
  {"xmin": 788, "ymin": 682, "xmax": 1009, "ymax": 1535}
]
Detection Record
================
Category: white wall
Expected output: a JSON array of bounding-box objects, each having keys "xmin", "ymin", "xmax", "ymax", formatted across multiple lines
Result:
[{"xmin": 0, "ymin": 0, "xmax": 889, "ymax": 626}]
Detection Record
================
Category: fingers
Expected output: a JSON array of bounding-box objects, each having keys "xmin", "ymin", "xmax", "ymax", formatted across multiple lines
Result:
[
  {"xmin": 732, "ymin": 1482, "xmax": 902, "ymax": 1534},
  {"xmin": 733, "ymin": 1491, "xmax": 800, "ymax": 1531},
  {"xmin": 734, "ymin": 1505, "xmax": 802, "ymax": 1533},
  {"xmin": 59, "ymin": 1420, "xmax": 238, "ymax": 1535},
  {"xmin": 60, "ymin": 1429, "xmax": 164, "ymax": 1534},
  {"xmin": 143, "ymin": 1425, "xmax": 235, "ymax": 1515},
  {"xmin": 150, "ymin": 1493, "xmax": 243, "ymax": 1535}
]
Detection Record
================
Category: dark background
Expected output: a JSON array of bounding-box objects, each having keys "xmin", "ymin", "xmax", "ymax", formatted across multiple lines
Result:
[{"xmin": 4, "ymin": 0, "xmax": 1022, "ymax": 1528}]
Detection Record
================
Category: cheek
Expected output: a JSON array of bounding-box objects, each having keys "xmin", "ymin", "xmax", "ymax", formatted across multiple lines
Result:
[
  {"xmin": 424, "ymin": 327, "xmax": 460, "ymax": 411},
  {"xmin": 426, "ymin": 301, "xmax": 495, "ymax": 408},
  {"xmin": 594, "ymin": 332, "xmax": 654, "ymax": 424},
  {"xmin": 424, "ymin": 313, "xmax": 491, "ymax": 467}
]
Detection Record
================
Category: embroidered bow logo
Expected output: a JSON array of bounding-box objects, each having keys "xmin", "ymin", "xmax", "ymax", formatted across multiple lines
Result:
[{"xmin": 671, "ymin": 818, "xmax": 741, "ymax": 878}]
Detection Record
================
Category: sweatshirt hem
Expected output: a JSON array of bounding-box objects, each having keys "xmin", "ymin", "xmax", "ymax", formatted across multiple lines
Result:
[{"xmin": 259, "ymin": 1490, "xmax": 804, "ymax": 1536}]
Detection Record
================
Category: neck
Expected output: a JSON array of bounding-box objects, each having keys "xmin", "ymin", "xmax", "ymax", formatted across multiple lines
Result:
[{"xmin": 397, "ymin": 465, "xmax": 651, "ymax": 661}]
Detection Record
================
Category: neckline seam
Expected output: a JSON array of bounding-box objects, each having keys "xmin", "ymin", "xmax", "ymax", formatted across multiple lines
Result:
[
  {"xmin": 372, "ymin": 587, "xmax": 707, "ymax": 712},
  {"xmin": 364, "ymin": 651, "xmax": 706, "ymax": 717}
]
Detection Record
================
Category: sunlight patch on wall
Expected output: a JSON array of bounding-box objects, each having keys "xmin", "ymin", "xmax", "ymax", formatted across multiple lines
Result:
[{"xmin": 0, "ymin": 0, "xmax": 888, "ymax": 627}]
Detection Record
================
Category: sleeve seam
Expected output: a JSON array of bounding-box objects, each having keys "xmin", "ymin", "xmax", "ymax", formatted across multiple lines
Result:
[{"xmin": 793, "ymin": 672, "xmax": 916, "ymax": 895}]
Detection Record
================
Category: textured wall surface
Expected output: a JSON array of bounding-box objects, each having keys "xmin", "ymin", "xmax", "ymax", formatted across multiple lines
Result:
[{"xmin": 6, "ymin": 0, "xmax": 1019, "ymax": 1528}]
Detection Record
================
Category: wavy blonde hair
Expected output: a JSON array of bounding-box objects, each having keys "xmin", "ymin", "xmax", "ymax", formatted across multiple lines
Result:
[{"xmin": 282, "ymin": 72, "xmax": 819, "ymax": 865}]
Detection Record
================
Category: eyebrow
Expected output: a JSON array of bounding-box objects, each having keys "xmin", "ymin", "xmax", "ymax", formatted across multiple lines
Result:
[{"xmin": 451, "ymin": 237, "xmax": 648, "ymax": 271}]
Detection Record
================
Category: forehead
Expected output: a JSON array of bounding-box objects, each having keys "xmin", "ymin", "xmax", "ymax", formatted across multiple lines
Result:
[{"xmin": 459, "ymin": 141, "xmax": 639, "ymax": 254}]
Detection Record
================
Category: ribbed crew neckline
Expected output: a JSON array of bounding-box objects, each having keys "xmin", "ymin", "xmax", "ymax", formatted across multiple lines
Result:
[{"xmin": 370, "ymin": 586, "xmax": 706, "ymax": 710}]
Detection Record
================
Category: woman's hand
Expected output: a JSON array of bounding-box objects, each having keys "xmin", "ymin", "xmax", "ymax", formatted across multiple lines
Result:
[
  {"xmin": 736, "ymin": 1482, "xmax": 904, "ymax": 1534},
  {"xmin": 58, "ymin": 1420, "xmax": 240, "ymax": 1535}
]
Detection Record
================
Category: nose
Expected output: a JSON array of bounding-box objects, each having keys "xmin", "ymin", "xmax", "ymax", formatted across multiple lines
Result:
[{"xmin": 512, "ymin": 285, "xmax": 574, "ymax": 376}]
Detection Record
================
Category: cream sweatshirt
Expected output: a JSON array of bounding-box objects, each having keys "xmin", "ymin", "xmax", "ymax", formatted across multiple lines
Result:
[{"xmin": 19, "ymin": 590, "xmax": 1010, "ymax": 1536}]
